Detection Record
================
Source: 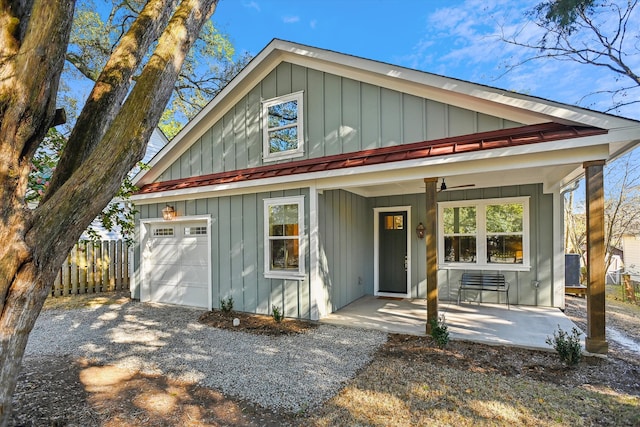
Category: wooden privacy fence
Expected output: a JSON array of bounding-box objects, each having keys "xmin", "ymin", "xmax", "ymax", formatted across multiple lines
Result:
[{"xmin": 51, "ymin": 240, "xmax": 130, "ymax": 297}]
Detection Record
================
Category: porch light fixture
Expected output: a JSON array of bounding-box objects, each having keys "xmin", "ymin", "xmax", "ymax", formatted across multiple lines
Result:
[
  {"xmin": 416, "ymin": 222, "xmax": 425, "ymax": 239},
  {"xmin": 162, "ymin": 205, "xmax": 176, "ymax": 220}
]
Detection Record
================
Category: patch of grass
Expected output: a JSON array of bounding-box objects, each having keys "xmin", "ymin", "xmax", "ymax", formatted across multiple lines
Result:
[
  {"xmin": 310, "ymin": 348, "xmax": 640, "ymax": 426},
  {"xmin": 43, "ymin": 291, "xmax": 130, "ymax": 311}
]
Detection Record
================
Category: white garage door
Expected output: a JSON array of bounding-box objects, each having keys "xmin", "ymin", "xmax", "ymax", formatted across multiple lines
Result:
[{"xmin": 145, "ymin": 221, "xmax": 209, "ymax": 308}]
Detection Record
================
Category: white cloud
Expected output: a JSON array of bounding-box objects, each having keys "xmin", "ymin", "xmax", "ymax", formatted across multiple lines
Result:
[
  {"xmin": 283, "ymin": 15, "xmax": 300, "ymax": 24},
  {"xmin": 243, "ymin": 1, "xmax": 260, "ymax": 12},
  {"xmin": 310, "ymin": 19, "xmax": 317, "ymax": 29}
]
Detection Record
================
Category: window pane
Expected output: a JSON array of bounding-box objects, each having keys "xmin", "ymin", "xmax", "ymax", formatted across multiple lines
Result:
[
  {"xmin": 270, "ymin": 239, "xmax": 299, "ymax": 270},
  {"xmin": 486, "ymin": 203, "xmax": 523, "ymax": 233},
  {"xmin": 268, "ymin": 100, "xmax": 298, "ymax": 128},
  {"xmin": 444, "ymin": 236, "xmax": 477, "ymax": 262},
  {"xmin": 394, "ymin": 215, "xmax": 403, "ymax": 230},
  {"xmin": 269, "ymin": 127, "xmax": 298, "ymax": 153},
  {"xmin": 443, "ymin": 207, "xmax": 476, "ymax": 234},
  {"xmin": 384, "ymin": 216, "xmax": 394, "ymax": 230},
  {"xmin": 269, "ymin": 204, "xmax": 298, "ymax": 236},
  {"xmin": 487, "ymin": 235, "xmax": 523, "ymax": 264}
]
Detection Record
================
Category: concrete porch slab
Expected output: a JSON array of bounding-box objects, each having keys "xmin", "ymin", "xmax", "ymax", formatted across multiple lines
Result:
[{"xmin": 320, "ymin": 295, "xmax": 583, "ymax": 351}]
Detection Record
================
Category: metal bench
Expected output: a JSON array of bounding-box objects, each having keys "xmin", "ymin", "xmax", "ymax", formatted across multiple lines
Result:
[{"xmin": 458, "ymin": 273, "xmax": 510, "ymax": 309}]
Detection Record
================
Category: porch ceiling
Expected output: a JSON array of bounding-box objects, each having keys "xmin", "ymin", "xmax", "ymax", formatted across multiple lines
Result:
[{"xmin": 336, "ymin": 163, "xmax": 579, "ymax": 198}]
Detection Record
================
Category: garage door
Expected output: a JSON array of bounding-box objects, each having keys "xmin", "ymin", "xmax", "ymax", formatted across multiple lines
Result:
[{"xmin": 145, "ymin": 221, "xmax": 209, "ymax": 308}]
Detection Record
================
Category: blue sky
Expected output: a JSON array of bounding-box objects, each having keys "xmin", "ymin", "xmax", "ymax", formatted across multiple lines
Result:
[{"xmin": 213, "ymin": 0, "xmax": 639, "ymax": 121}]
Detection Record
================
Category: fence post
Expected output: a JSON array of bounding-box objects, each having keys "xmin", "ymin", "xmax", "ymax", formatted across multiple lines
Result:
[
  {"xmin": 63, "ymin": 251, "xmax": 71, "ymax": 296},
  {"xmin": 87, "ymin": 242, "xmax": 95, "ymax": 294},
  {"xmin": 123, "ymin": 242, "xmax": 129, "ymax": 289},
  {"xmin": 115, "ymin": 240, "xmax": 122, "ymax": 291},
  {"xmin": 109, "ymin": 240, "xmax": 116, "ymax": 291},
  {"xmin": 71, "ymin": 243, "xmax": 79, "ymax": 295},
  {"xmin": 622, "ymin": 274, "xmax": 637, "ymax": 304}
]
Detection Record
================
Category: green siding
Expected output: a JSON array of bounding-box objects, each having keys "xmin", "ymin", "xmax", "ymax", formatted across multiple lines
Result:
[
  {"xmin": 318, "ymin": 189, "xmax": 372, "ymax": 311},
  {"xmin": 136, "ymin": 188, "xmax": 311, "ymax": 318},
  {"xmin": 155, "ymin": 62, "xmax": 524, "ymax": 183}
]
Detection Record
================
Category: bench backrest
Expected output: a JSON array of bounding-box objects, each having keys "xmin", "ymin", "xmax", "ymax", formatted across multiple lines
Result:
[{"xmin": 461, "ymin": 273, "xmax": 507, "ymax": 287}]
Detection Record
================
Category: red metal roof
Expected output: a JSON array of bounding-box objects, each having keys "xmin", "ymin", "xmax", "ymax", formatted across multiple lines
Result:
[{"xmin": 136, "ymin": 122, "xmax": 606, "ymax": 195}]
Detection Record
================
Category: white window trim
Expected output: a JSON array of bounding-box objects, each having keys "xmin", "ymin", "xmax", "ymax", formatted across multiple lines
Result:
[
  {"xmin": 263, "ymin": 195, "xmax": 306, "ymax": 280},
  {"xmin": 438, "ymin": 196, "xmax": 531, "ymax": 271},
  {"xmin": 262, "ymin": 91, "xmax": 304, "ymax": 162}
]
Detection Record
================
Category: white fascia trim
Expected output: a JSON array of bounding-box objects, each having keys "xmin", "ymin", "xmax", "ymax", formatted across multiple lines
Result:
[{"xmin": 277, "ymin": 43, "xmax": 638, "ymax": 129}]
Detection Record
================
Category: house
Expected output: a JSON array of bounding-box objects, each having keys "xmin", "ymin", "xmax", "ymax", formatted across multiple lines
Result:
[
  {"xmin": 129, "ymin": 40, "xmax": 640, "ymax": 349},
  {"xmin": 622, "ymin": 234, "xmax": 640, "ymax": 279}
]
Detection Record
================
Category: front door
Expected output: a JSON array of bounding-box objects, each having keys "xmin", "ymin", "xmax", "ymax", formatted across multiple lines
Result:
[{"xmin": 378, "ymin": 211, "xmax": 408, "ymax": 294}]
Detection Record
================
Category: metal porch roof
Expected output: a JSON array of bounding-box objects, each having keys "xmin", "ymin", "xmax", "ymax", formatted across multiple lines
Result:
[{"xmin": 136, "ymin": 122, "xmax": 606, "ymax": 195}]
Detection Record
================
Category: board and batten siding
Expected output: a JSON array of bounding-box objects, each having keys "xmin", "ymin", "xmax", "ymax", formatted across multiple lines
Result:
[
  {"xmin": 134, "ymin": 188, "xmax": 312, "ymax": 319},
  {"xmin": 157, "ymin": 62, "xmax": 523, "ymax": 182},
  {"xmin": 318, "ymin": 189, "xmax": 372, "ymax": 312},
  {"xmin": 436, "ymin": 184, "xmax": 554, "ymax": 306}
]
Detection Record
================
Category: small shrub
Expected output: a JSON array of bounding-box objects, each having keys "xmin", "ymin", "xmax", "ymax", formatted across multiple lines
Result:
[
  {"xmin": 272, "ymin": 305, "xmax": 284, "ymax": 323},
  {"xmin": 546, "ymin": 325, "xmax": 583, "ymax": 366},
  {"xmin": 429, "ymin": 315, "xmax": 449, "ymax": 348},
  {"xmin": 220, "ymin": 297, "xmax": 234, "ymax": 313}
]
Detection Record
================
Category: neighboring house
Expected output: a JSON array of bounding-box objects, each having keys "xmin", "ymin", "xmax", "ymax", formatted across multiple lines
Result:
[
  {"xmin": 622, "ymin": 234, "xmax": 640, "ymax": 280},
  {"xmin": 129, "ymin": 39, "xmax": 640, "ymax": 321}
]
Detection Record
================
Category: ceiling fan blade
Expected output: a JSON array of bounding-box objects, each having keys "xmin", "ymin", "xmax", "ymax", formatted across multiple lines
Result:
[{"xmin": 447, "ymin": 184, "xmax": 476, "ymax": 190}]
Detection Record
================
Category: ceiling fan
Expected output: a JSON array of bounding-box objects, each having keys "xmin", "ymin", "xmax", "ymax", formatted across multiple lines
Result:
[{"xmin": 438, "ymin": 178, "xmax": 475, "ymax": 192}]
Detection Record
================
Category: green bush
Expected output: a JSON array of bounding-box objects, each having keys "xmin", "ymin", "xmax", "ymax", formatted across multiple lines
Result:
[
  {"xmin": 429, "ymin": 315, "xmax": 449, "ymax": 348},
  {"xmin": 546, "ymin": 326, "xmax": 583, "ymax": 366},
  {"xmin": 272, "ymin": 305, "xmax": 284, "ymax": 323},
  {"xmin": 220, "ymin": 297, "xmax": 234, "ymax": 313}
]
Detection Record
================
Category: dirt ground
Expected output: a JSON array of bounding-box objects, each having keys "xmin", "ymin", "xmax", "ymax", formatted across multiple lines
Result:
[{"xmin": 10, "ymin": 292, "xmax": 640, "ymax": 426}]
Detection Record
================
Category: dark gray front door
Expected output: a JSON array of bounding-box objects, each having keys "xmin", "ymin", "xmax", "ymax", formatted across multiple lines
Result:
[{"xmin": 379, "ymin": 211, "xmax": 407, "ymax": 294}]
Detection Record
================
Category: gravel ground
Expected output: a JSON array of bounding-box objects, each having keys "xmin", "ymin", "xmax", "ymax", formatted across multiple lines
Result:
[{"xmin": 25, "ymin": 300, "xmax": 387, "ymax": 413}]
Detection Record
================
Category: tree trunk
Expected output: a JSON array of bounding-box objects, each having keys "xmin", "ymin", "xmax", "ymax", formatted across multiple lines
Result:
[{"xmin": 0, "ymin": 1, "xmax": 218, "ymax": 424}]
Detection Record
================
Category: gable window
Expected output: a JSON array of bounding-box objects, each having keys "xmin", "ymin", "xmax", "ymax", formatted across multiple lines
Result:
[
  {"xmin": 439, "ymin": 197, "xmax": 529, "ymax": 270},
  {"xmin": 264, "ymin": 196, "xmax": 305, "ymax": 279},
  {"xmin": 262, "ymin": 91, "xmax": 304, "ymax": 161}
]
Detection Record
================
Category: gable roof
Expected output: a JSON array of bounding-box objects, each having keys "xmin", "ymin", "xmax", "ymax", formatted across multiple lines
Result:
[{"xmin": 133, "ymin": 39, "xmax": 640, "ymax": 194}]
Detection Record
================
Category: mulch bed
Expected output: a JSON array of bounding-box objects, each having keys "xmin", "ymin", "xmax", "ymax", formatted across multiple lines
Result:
[{"xmin": 198, "ymin": 310, "xmax": 318, "ymax": 336}]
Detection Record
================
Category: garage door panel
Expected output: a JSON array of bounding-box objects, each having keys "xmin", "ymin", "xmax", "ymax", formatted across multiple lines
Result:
[
  {"xmin": 144, "ymin": 221, "xmax": 209, "ymax": 309},
  {"xmin": 181, "ymin": 267, "xmax": 208, "ymax": 285}
]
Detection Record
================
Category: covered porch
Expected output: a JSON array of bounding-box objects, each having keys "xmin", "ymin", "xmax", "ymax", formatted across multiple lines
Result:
[{"xmin": 320, "ymin": 295, "xmax": 582, "ymax": 351}]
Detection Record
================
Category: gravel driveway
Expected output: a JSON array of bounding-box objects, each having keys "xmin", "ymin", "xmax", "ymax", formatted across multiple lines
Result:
[{"xmin": 25, "ymin": 300, "xmax": 387, "ymax": 412}]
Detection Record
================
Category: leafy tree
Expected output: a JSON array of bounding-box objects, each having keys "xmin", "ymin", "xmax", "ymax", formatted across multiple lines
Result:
[
  {"xmin": 65, "ymin": 0, "xmax": 251, "ymax": 137},
  {"xmin": 0, "ymin": 1, "xmax": 219, "ymax": 423},
  {"xmin": 41, "ymin": 1, "xmax": 250, "ymax": 242}
]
